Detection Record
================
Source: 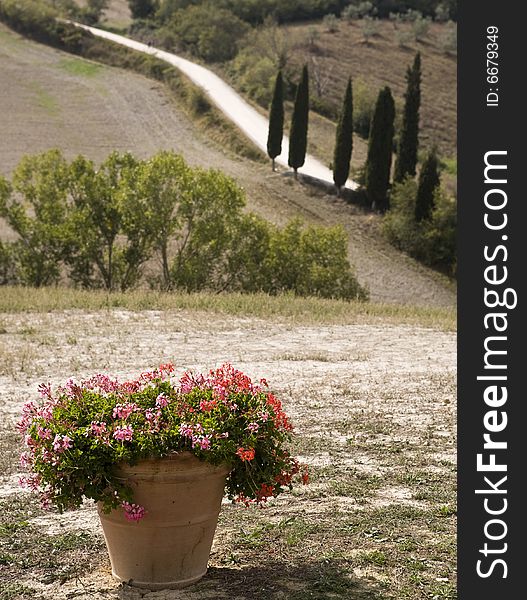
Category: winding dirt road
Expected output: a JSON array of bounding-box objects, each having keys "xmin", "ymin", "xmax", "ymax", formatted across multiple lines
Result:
[{"xmin": 74, "ymin": 22, "xmax": 357, "ymax": 190}]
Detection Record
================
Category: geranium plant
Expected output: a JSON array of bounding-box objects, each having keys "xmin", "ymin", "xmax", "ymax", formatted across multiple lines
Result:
[{"xmin": 18, "ymin": 363, "xmax": 307, "ymax": 520}]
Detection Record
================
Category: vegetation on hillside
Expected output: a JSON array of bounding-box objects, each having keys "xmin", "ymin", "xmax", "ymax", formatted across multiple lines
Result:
[{"xmin": 0, "ymin": 150, "xmax": 368, "ymax": 300}]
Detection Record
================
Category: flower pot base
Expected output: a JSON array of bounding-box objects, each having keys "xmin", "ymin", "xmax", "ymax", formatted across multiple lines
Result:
[
  {"xmin": 112, "ymin": 569, "xmax": 207, "ymax": 590},
  {"xmin": 98, "ymin": 453, "xmax": 230, "ymax": 591}
]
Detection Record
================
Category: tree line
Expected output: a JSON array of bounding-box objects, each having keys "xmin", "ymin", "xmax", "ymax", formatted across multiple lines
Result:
[
  {"xmin": 0, "ymin": 151, "xmax": 368, "ymax": 300},
  {"xmin": 266, "ymin": 53, "xmax": 456, "ymax": 274}
]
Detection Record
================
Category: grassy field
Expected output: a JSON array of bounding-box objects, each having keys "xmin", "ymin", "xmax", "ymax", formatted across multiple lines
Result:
[{"xmin": 0, "ymin": 294, "xmax": 456, "ymax": 599}]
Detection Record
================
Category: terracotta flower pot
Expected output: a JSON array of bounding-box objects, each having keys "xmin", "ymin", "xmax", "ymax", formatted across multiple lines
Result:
[{"xmin": 97, "ymin": 452, "xmax": 230, "ymax": 590}]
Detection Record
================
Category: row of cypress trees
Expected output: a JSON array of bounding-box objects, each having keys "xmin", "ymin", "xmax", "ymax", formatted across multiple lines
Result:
[
  {"xmin": 266, "ymin": 52, "xmax": 438, "ymax": 215},
  {"xmin": 266, "ymin": 65, "xmax": 353, "ymax": 194}
]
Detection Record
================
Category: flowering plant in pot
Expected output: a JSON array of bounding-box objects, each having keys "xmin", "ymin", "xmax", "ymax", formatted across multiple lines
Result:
[{"xmin": 18, "ymin": 363, "xmax": 307, "ymax": 589}]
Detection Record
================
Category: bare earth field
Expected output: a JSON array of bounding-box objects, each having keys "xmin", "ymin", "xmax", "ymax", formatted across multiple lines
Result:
[
  {"xmin": 0, "ymin": 308, "xmax": 456, "ymax": 600},
  {"xmin": 0, "ymin": 24, "xmax": 455, "ymax": 308}
]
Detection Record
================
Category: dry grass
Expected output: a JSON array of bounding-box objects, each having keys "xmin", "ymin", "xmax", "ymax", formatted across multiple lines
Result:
[
  {"xmin": 0, "ymin": 308, "xmax": 456, "ymax": 599},
  {"xmin": 0, "ymin": 287, "xmax": 456, "ymax": 330},
  {"xmin": 287, "ymin": 18, "xmax": 456, "ymax": 159}
]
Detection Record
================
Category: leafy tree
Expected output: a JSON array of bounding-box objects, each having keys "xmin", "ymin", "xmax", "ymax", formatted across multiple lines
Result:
[
  {"xmin": 121, "ymin": 151, "xmax": 189, "ymax": 290},
  {"xmin": 80, "ymin": 0, "xmax": 109, "ymax": 25},
  {"xmin": 169, "ymin": 167, "xmax": 247, "ymax": 291},
  {"xmin": 169, "ymin": 4, "xmax": 249, "ymax": 62},
  {"xmin": 0, "ymin": 150, "xmax": 72, "ymax": 286},
  {"xmin": 128, "ymin": 0, "xmax": 158, "ymax": 19},
  {"xmin": 364, "ymin": 86, "xmax": 395, "ymax": 211},
  {"xmin": 332, "ymin": 77, "xmax": 354, "ymax": 195},
  {"xmin": 288, "ymin": 65, "xmax": 309, "ymax": 179},
  {"xmin": 394, "ymin": 52, "xmax": 421, "ymax": 182},
  {"xmin": 267, "ymin": 70, "xmax": 284, "ymax": 171},
  {"xmin": 68, "ymin": 152, "xmax": 151, "ymax": 291},
  {"xmin": 415, "ymin": 148, "xmax": 440, "ymax": 221}
]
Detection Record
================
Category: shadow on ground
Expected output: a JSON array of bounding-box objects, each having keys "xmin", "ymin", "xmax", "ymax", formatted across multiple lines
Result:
[{"xmin": 118, "ymin": 560, "xmax": 386, "ymax": 600}]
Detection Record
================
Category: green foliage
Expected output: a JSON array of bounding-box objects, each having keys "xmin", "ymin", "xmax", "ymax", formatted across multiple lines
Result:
[
  {"xmin": 322, "ymin": 13, "xmax": 339, "ymax": 32},
  {"xmin": 415, "ymin": 148, "xmax": 440, "ymax": 222},
  {"xmin": 0, "ymin": 241, "xmax": 18, "ymax": 285},
  {"xmin": 439, "ymin": 21, "xmax": 457, "ymax": 55},
  {"xmin": 342, "ymin": 2, "xmax": 375, "ymax": 20},
  {"xmin": 264, "ymin": 219, "xmax": 368, "ymax": 301},
  {"xmin": 383, "ymin": 178, "xmax": 456, "ymax": 274},
  {"xmin": 230, "ymin": 51, "xmax": 276, "ymax": 106},
  {"xmin": 168, "ymin": 4, "xmax": 249, "ymax": 62},
  {"xmin": 333, "ymin": 77, "xmax": 354, "ymax": 192},
  {"xmin": 167, "ymin": 167, "xmax": 247, "ymax": 292},
  {"xmin": 79, "ymin": 0, "xmax": 109, "ymax": 25},
  {"xmin": 1, "ymin": 151, "xmax": 366, "ymax": 301},
  {"xmin": 68, "ymin": 152, "xmax": 152, "ymax": 291},
  {"xmin": 360, "ymin": 15, "xmax": 381, "ymax": 41},
  {"xmin": 267, "ymin": 71, "xmax": 285, "ymax": 168},
  {"xmin": 128, "ymin": 0, "xmax": 158, "ymax": 20},
  {"xmin": 157, "ymin": 0, "xmax": 348, "ymax": 25},
  {"xmin": 0, "ymin": 150, "xmax": 72, "ymax": 286},
  {"xmin": 364, "ymin": 86, "xmax": 395, "ymax": 211},
  {"xmin": 411, "ymin": 13, "xmax": 431, "ymax": 40},
  {"xmin": 353, "ymin": 79, "xmax": 376, "ymax": 139},
  {"xmin": 394, "ymin": 52, "xmax": 421, "ymax": 182},
  {"xmin": 288, "ymin": 65, "xmax": 310, "ymax": 176}
]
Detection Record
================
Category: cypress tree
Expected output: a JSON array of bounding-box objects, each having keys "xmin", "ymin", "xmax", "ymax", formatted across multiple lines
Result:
[
  {"xmin": 288, "ymin": 65, "xmax": 309, "ymax": 179},
  {"xmin": 394, "ymin": 52, "xmax": 421, "ymax": 183},
  {"xmin": 365, "ymin": 86, "xmax": 395, "ymax": 212},
  {"xmin": 415, "ymin": 148, "xmax": 440, "ymax": 222},
  {"xmin": 333, "ymin": 77, "xmax": 354, "ymax": 196},
  {"xmin": 267, "ymin": 71, "xmax": 284, "ymax": 172}
]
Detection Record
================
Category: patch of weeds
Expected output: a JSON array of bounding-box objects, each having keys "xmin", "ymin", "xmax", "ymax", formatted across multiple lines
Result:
[
  {"xmin": 0, "ymin": 583, "xmax": 37, "ymax": 600},
  {"xmin": 356, "ymin": 549, "xmax": 387, "ymax": 566},
  {"xmin": 0, "ymin": 495, "xmax": 105, "ymax": 586},
  {"xmin": 329, "ymin": 471, "xmax": 382, "ymax": 501},
  {"xmin": 238, "ymin": 516, "xmax": 319, "ymax": 550},
  {"xmin": 397, "ymin": 539, "xmax": 417, "ymax": 552},
  {"xmin": 16, "ymin": 326, "xmax": 37, "ymax": 336},
  {"xmin": 59, "ymin": 58, "xmax": 102, "ymax": 77},
  {"xmin": 436, "ymin": 504, "xmax": 457, "ymax": 517}
]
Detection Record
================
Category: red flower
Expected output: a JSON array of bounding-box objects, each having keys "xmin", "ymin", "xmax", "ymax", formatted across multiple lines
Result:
[{"xmin": 236, "ymin": 447, "xmax": 255, "ymax": 462}]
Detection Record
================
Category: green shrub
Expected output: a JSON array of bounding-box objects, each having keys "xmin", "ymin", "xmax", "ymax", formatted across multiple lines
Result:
[
  {"xmin": 383, "ymin": 178, "xmax": 456, "ymax": 275},
  {"xmin": 168, "ymin": 4, "xmax": 249, "ymax": 62},
  {"xmin": 263, "ymin": 219, "xmax": 368, "ymax": 301},
  {"xmin": 0, "ymin": 241, "xmax": 18, "ymax": 285},
  {"xmin": 1, "ymin": 151, "xmax": 367, "ymax": 300}
]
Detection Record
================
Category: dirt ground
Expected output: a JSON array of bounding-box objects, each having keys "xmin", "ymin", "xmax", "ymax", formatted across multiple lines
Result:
[
  {"xmin": 0, "ymin": 24, "xmax": 455, "ymax": 309},
  {"xmin": 0, "ymin": 309, "xmax": 456, "ymax": 599}
]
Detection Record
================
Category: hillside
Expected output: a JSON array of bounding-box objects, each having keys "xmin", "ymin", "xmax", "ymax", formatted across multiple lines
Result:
[
  {"xmin": 285, "ymin": 18, "xmax": 457, "ymax": 158},
  {"xmin": 0, "ymin": 23, "xmax": 455, "ymax": 307},
  {"xmin": 97, "ymin": 1, "xmax": 456, "ymax": 160}
]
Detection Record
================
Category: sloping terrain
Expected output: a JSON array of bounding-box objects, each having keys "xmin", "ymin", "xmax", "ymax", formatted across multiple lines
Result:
[{"xmin": 0, "ymin": 24, "xmax": 455, "ymax": 307}]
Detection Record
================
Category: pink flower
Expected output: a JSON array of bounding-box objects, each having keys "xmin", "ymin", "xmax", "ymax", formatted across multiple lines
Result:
[
  {"xmin": 122, "ymin": 501, "xmax": 146, "ymax": 522},
  {"xmin": 112, "ymin": 403, "xmax": 138, "ymax": 420},
  {"xmin": 179, "ymin": 423, "xmax": 193, "ymax": 438},
  {"xmin": 155, "ymin": 393, "xmax": 169, "ymax": 408},
  {"xmin": 246, "ymin": 422, "xmax": 259, "ymax": 433},
  {"xmin": 113, "ymin": 425, "xmax": 133, "ymax": 441},
  {"xmin": 52, "ymin": 434, "xmax": 72, "ymax": 452},
  {"xmin": 37, "ymin": 426, "xmax": 52, "ymax": 440},
  {"xmin": 193, "ymin": 435, "xmax": 211, "ymax": 451},
  {"xmin": 20, "ymin": 451, "xmax": 32, "ymax": 468}
]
